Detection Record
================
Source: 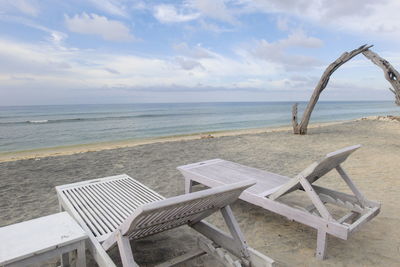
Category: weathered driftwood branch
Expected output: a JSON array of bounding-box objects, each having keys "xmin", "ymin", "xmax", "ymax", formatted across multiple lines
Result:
[
  {"xmin": 292, "ymin": 44, "xmax": 373, "ymax": 135},
  {"xmin": 362, "ymin": 50, "xmax": 400, "ymax": 105}
]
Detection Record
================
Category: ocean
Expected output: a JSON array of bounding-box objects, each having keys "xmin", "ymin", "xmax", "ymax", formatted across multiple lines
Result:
[{"xmin": 0, "ymin": 101, "xmax": 399, "ymax": 152}]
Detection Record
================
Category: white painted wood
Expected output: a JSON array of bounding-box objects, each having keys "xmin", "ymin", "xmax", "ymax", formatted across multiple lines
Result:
[
  {"xmin": 192, "ymin": 220, "xmax": 241, "ymax": 257},
  {"xmin": 71, "ymin": 187, "xmax": 111, "ymax": 234},
  {"xmin": 197, "ymin": 236, "xmax": 242, "ymax": 267},
  {"xmin": 61, "ymin": 252, "xmax": 69, "ymax": 267},
  {"xmin": 178, "ymin": 145, "xmax": 381, "ymax": 260},
  {"xmin": 349, "ymin": 207, "xmax": 380, "ymax": 233},
  {"xmin": 155, "ymin": 249, "xmax": 206, "ymax": 267},
  {"xmin": 116, "ymin": 230, "xmax": 138, "ymax": 267},
  {"xmin": 179, "ymin": 159, "xmax": 290, "ymax": 196},
  {"xmin": 337, "ymin": 212, "xmax": 359, "ymax": 224},
  {"xmin": 57, "ymin": 187, "xmax": 118, "ymax": 267},
  {"xmin": 0, "ymin": 212, "xmax": 87, "ymax": 267},
  {"xmin": 76, "ymin": 240, "xmax": 86, "ymax": 267},
  {"xmin": 220, "ymin": 206, "xmax": 250, "ymax": 258},
  {"xmin": 299, "ymin": 177, "xmax": 332, "ymax": 221},
  {"xmin": 185, "ymin": 177, "xmax": 193, "ymax": 193},
  {"xmin": 4, "ymin": 242, "xmax": 84, "ymax": 267},
  {"xmin": 117, "ymin": 180, "xmax": 255, "ymax": 241},
  {"xmin": 336, "ymin": 165, "xmax": 366, "ymax": 207},
  {"xmin": 57, "ymin": 174, "xmax": 274, "ymax": 267},
  {"xmin": 247, "ymin": 247, "xmax": 276, "ymax": 267},
  {"xmin": 316, "ymin": 230, "xmax": 327, "ymax": 260},
  {"xmin": 269, "ymin": 144, "xmax": 361, "ymax": 200}
]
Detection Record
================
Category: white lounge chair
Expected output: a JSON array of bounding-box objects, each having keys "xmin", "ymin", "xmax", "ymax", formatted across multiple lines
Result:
[
  {"xmin": 56, "ymin": 174, "xmax": 275, "ymax": 267},
  {"xmin": 178, "ymin": 145, "xmax": 381, "ymax": 260}
]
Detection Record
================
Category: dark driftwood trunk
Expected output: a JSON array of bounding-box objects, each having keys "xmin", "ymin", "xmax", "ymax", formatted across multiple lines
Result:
[
  {"xmin": 292, "ymin": 45, "xmax": 373, "ymax": 135},
  {"xmin": 362, "ymin": 50, "xmax": 400, "ymax": 105}
]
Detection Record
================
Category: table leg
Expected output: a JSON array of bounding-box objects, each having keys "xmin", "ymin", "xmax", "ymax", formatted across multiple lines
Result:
[
  {"xmin": 76, "ymin": 240, "xmax": 86, "ymax": 267},
  {"xmin": 185, "ymin": 178, "xmax": 193, "ymax": 193}
]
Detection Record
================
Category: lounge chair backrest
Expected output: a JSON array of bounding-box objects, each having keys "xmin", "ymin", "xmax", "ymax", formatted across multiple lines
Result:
[
  {"xmin": 269, "ymin": 145, "xmax": 361, "ymax": 199},
  {"xmin": 300, "ymin": 145, "xmax": 361, "ymax": 184},
  {"xmin": 300, "ymin": 144, "xmax": 361, "ymax": 184},
  {"xmin": 119, "ymin": 180, "xmax": 255, "ymax": 240}
]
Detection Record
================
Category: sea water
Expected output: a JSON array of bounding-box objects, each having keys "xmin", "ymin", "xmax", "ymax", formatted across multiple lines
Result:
[{"xmin": 0, "ymin": 101, "xmax": 399, "ymax": 152}]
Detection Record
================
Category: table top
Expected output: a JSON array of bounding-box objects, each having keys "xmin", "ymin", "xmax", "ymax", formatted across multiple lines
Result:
[{"xmin": 0, "ymin": 212, "xmax": 87, "ymax": 265}]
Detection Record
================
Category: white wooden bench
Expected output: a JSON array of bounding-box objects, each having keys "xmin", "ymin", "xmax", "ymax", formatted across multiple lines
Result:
[{"xmin": 0, "ymin": 212, "xmax": 87, "ymax": 267}]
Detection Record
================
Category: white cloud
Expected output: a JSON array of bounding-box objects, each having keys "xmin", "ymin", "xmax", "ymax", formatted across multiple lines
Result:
[
  {"xmin": 88, "ymin": 0, "xmax": 127, "ymax": 17},
  {"xmin": 250, "ymin": 29, "xmax": 323, "ymax": 71},
  {"xmin": 175, "ymin": 56, "xmax": 204, "ymax": 70},
  {"xmin": 0, "ymin": 15, "xmax": 68, "ymax": 47},
  {"xmin": 281, "ymin": 30, "xmax": 323, "ymax": 48},
  {"xmin": 252, "ymin": 40, "xmax": 321, "ymax": 71},
  {"xmin": 65, "ymin": 13, "xmax": 134, "ymax": 41},
  {"xmin": 131, "ymin": 1, "xmax": 147, "ymax": 11},
  {"xmin": 173, "ymin": 42, "xmax": 214, "ymax": 59},
  {"xmin": 2, "ymin": 0, "xmax": 39, "ymax": 16},
  {"xmin": 242, "ymin": 0, "xmax": 400, "ymax": 42},
  {"xmin": 153, "ymin": 4, "xmax": 200, "ymax": 23},
  {"xmin": 198, "ymin": 20, "xmax": 234, "ymax": 33},
  {"xmin": 0, "ymin": 37, "xmax": 280, "ymax": 104},
  {"xmin": 0, "ymin": 34, "xmax": 395, "ymax": 105},
  {"xmin": 276, "ymin": 16, "xmax": 289, "ymax": 31},
  {"xmin": 188, "ymin": 0, "xmax": 238, "ymax": 24}
]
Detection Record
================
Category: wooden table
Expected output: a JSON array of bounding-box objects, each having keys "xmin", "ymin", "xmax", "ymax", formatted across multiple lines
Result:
[{"xmin": 0, "ymin": 212, "xmax": 87, "ymax": 267}]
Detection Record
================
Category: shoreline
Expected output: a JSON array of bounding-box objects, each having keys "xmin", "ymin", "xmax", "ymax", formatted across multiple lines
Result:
[{"xmin": 0, "ymin": 119, "xmax": 353, "ymax": 162}]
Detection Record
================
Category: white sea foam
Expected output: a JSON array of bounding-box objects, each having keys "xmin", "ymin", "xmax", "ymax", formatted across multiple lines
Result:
[{"xmin": 29, "ymin": 120, "xmax": 49, "ymax": 123}]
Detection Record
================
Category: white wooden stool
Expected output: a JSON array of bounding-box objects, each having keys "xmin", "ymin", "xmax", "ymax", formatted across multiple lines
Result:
[{"xmin": 0, "ymin": 212, "xmax": 87, "ymax": 267}]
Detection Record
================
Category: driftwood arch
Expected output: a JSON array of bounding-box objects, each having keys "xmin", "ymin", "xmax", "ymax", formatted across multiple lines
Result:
[{"xmin": 292, "ymin": 44, "xmax": 400, "ymax": 135}]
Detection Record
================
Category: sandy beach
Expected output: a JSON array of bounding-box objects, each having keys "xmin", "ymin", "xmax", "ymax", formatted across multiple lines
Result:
[{"xmin": 1, "ymin": 118, "xmax": 399, "ymax": 266}]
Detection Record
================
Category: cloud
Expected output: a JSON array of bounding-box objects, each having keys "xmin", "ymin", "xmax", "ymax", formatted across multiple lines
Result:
[
  {"xmin": 87, "ymin": 0, "xmax": 127, "ymax": 17},
  {"xmin": 281, "ymin": 30, "xmax": 323, "ymax": 48},
  {"xmin": 0, "ymin": 33, "xmax": 395, "ymax": 105},
  {"xmin": 252, "ymin": 41, "xmax": 320, "ymax": 71},
  {"xmin": 175, "ymin": 56, "xmax": 204, "ymax": 70},
  {"xmin": 0, "ymin": 15, "xmax": 68, "ymax": 46},
  {"xmin": 153, "ymin": 4, "xmax": 200, "ymax": 23},
  {"xmin": 0, "ymin": 37, "xmax": 280, "ymax": 104},
  {"xmin": 243, "ymin": 0, "xmax": 400, "ymax": 41},
  {"xmin": 198, "ymin": 20, "xmax": 234, "ymax": 33},
  {"xmin": 0, "ymin": 39, "xmax": 72, "ymax": 75},
  {"xmin": 188, "ymin": 0, "xmax": 238, "ymax": 24},
  {"xmin": 173, "ymin": 43, "xmax": 214, "ymax": 59},
  {"xmin": 276, "ymin": 16, "xmax": 289, "ymax": 31},
  {"xmin": 250, "ymin": 29, "xmax": 323, "ymax": 71},
  {"xmin": 104, "ymin": 67, "xmax": 120, "ymax": 74},
  {"xmin": 65, "ymin": 13, "xmax": 134, "ymax": 41},
  {"xmin": 1, "ymin": 0, "xmax": 39, "ymax": 16}
]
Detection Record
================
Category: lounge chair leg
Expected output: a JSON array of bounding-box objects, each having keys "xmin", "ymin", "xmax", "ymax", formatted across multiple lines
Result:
[
  {"xmin": 316, "ymin": 230, "xmax": 327, "ymax": 260},
  {"xmin": 116, "ymin": 230, "xmax": 138, "ymax": 267}
]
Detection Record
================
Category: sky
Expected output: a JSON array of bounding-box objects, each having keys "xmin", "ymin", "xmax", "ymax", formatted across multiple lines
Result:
[{"xmin": 0, "ymin": 0, "xmax": 400, "ymax": 106}]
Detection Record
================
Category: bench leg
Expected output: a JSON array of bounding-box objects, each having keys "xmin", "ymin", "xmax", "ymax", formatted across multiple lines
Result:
[
  {"xmin": 316, "ymin": 230, "xmax": 327, "ymax": 260},
  {"xmin": 76, "ymin": 240, "xmax": 86, "ymax": 267},
  {"xmin": 61, "ymin": 252, "xmax": 70, "ymax": 267}
]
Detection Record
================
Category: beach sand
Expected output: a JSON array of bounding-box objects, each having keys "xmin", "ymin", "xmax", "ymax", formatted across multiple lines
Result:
[{"xmin": 1, "ymin": 118, "xmax": 399, "ymax": 266}]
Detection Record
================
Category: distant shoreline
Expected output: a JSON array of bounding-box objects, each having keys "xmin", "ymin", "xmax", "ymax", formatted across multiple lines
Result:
[{"xmin": 0, "ymin": 119, "xmax": 353, "ymax": 162}]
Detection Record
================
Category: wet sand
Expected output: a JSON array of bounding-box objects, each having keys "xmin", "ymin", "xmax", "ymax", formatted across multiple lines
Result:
[{"xmin": 0, "ymin": 119, "xmax": 399, "ymax": 266}]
